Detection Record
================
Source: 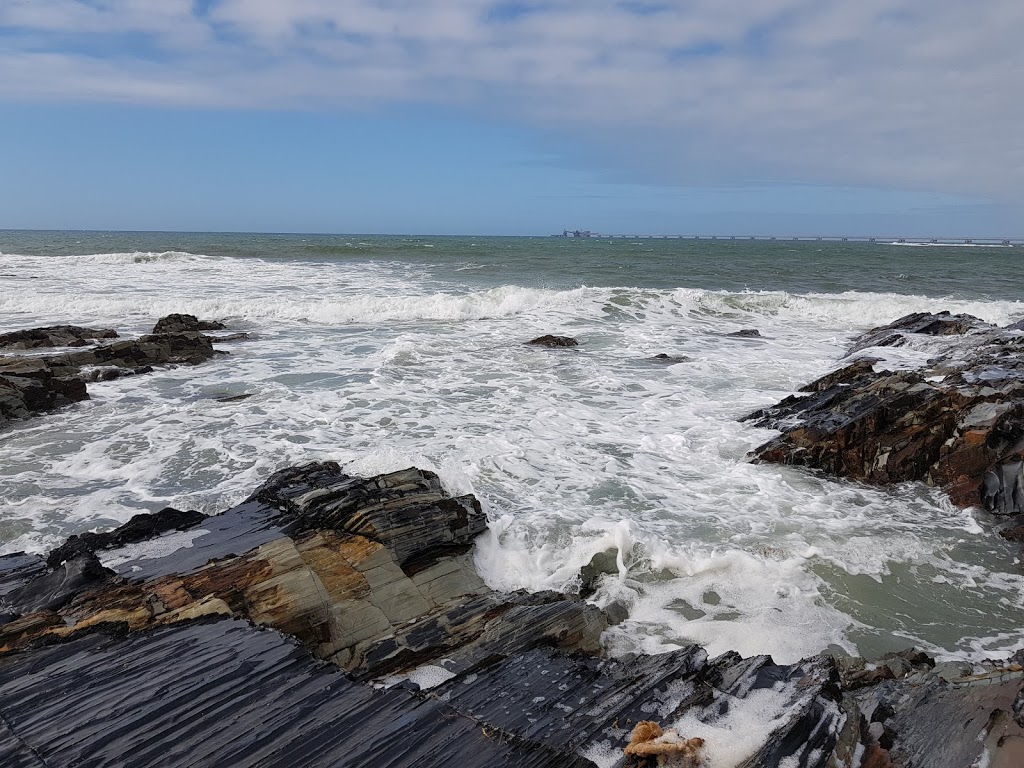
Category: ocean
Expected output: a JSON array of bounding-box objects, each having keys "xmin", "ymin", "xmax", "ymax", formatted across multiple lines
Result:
[{"xmin": 2, "ymin": 230, "xmax": 1023, "ymax": 664}]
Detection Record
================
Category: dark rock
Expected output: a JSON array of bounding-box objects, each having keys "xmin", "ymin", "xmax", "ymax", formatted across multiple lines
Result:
[
  {"xmin": 0, "ymin": 462, "xmax": 853, "ymax": 766},
  {"xmin": 3, "ymin": 553, "xmax": 112, "ymax": 614},
  {"xmin": 727, "ymin": 328, "xmax": 762, "ymax": 337},
  {"xmin": 46, "ymin": 507, "xmax": 207, "ymax": 569},
  {"xmin": 749, "ymin": 312, "xmax": 1024, "ymax": 511},
  {"xmin": 526, "ymin": 335, "xmax": 579, "ymax": 347},
  {"xmin": 579, "ymin": 548, "xmax": 621, "ymax": 597},
  {"xmin": 651, "ymin": 353, "xmax": 693, "ymax": 363},
  {"xmin": 847, "ymin": 311, "xmax": 990, "ymax": 355},
  {"xmin": 0, "ymin": 360, "xmax": 89, "ymax": 427},
  {"xmin": 998, "ymin": 519, "xmax": 1024, "ymax": 541},
  {"xmin": 849, "ymin": 663, "xmax": 1024, "ymax": 768},
  {"xmin": 0, "ymin": 327, "xmax": 221, "ymax": 427},
  {"xmin": 0, "ymin": 325, "xmax": 118, "ymax": 350},
  {"xmin": 152, "ymin": 313, "xmax": 226, "ymax": 333},
  {"xmin": 213, "ymin": 332, "xmax": 252, "ymax": 342},
  {"xmin": 0, "ymin": 619, "xmax": 596, "ymax": 768},
  {"xmin": 215, "ymin": 393, "xmax": 253, "ymax": 402}
]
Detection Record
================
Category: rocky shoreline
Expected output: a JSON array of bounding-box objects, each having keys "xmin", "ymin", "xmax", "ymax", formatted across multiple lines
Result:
[
  {"xmin": 1, "ymin": 313, "xmax": 1023, "ymax": 766},
  {"xmin": 0, "ymin": 314, "xmax": 247, "ymax": 428}
]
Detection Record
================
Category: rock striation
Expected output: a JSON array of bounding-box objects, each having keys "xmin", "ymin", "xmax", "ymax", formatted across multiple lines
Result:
[
  {"xmin": 747, "ymin": 311, "xmax": 1024, "ymax": 514},
  {"xmin": 0, "ymin": 462, "xmax": 858, "ymax": 767},
  {"xmin": 0, "ymin": 316, "xmax": 231, "ymax": 428}
]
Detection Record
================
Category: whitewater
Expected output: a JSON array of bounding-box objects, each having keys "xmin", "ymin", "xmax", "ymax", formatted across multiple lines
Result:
[{"xmin": 2, "ymin": 233, "xmax": 1023, "ymax": 665}]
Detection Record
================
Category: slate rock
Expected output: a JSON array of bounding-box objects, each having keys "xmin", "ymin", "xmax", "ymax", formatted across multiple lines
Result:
[
  {"xmin": 748, "ymin": 312, "xmax": 1024, "ymax": 511},
  {"xmin": 152, "ymin": 313, "xmax": 226, "ymax": 333},
  {"xmin": 46, "ymin": 507, "xmax": 207, "ymax": 568}
]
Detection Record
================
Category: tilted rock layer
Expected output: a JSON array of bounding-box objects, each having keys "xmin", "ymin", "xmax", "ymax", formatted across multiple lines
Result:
[
  {"xmin": 0, "ymin": 462, "xmax": 854, "ymax": 767},
  {"xmin": 748, "ymin": 311, "xmax": 1024, "ymax": 513}
]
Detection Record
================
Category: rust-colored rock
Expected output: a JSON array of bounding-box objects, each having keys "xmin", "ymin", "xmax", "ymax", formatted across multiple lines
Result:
[{"xmin": 748, "ymin": 312, "xmax": 1024, "ymax": 514}]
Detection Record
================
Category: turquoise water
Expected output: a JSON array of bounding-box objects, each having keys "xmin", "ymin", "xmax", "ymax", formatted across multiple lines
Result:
[{"xmin": 2, "ymin": 230, "xmax": 1023, "ymax": 663}]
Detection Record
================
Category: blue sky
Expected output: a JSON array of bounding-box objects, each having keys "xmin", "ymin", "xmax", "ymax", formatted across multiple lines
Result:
[{"xmin": 1, "ymin": 0, "xmax": 1022, "ymax": 236}]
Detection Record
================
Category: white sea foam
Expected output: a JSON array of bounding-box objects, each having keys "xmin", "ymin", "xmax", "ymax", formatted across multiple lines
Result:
[{"xmin": 3, "ymin": 247, "xmax": 1024, "ymax": 663}]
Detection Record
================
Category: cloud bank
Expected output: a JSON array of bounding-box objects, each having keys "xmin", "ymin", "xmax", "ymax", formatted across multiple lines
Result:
[{"xmin": 2, "ymin": 0, "xmax": 1022, "ymax": 199}]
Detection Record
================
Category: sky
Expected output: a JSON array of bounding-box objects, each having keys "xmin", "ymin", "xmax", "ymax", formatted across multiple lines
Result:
[{"xmin": 1, "ymin": 0, "xmax": 1022, "ymax": 236}]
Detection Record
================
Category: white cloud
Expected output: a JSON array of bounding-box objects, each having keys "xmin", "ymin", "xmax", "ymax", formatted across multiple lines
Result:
[{"xmin": 1, "ymin": 0, "xmax": 1022, "ymax": 200}]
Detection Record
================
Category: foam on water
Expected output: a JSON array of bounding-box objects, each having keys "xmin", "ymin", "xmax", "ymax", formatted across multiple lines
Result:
[{"xmin": 2, "ymin": 245, "xmax": 1024, "ymax": 664}]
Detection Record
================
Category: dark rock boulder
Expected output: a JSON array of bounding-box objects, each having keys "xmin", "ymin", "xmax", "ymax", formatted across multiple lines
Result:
[
  {"xmin": 0, "ymin": 359, "xmax": 89, "ymax": 427},
  {"xmin": 727, "ymin": 328, "xmax": 762, "ymax": 338},
  {"xmin": 527, "ymin": 334, "xmax": 578, "ymax": 347},
  {"xmin": 0, "ymin": 325, "xmax": 118, "ymax": 350},
  {"xmin": 651, "ymin": 353, "xmax": 693, "ymax": 363},
  {"xmin": 152, "ymin": 313, "xmax": 226, "ymax": 333}
]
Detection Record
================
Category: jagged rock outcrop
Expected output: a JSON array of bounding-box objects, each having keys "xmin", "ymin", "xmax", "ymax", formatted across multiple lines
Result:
[
  {"xmin": 747, "ymin": 312, "xmax": 1024, "ymax": 512},
  {"xmin": 0, "ymin": 316, "xmax": 229, "ymax": 427},
  {"xmin": 0, "ymin": 462, "xmax": 851, "ymax": 767},
  {"xmin": 152, "ymin": 313, "xmax": 226, "ymax": 333},
  {"xmin": 837, "ymin": 648, "xmax": 1024, "ymax": 768},
  {"xmin": 0, "ymin": 325, "xmax": 118, "ymax": 349}
]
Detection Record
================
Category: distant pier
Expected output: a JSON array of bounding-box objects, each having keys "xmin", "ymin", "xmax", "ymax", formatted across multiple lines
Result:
[{"xmin": 559, "ymin": 233, "xmax": 1022, "ymax": 246}]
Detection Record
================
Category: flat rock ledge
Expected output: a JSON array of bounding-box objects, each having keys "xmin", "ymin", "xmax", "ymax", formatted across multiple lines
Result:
[
  {"xmin": 1, "ymin": 462, "xmax": 1019, "ymax": 767},
  {"xmin": 747, "ymin": 311, "xmax": 1024, "ymax": 515},
  {"xmin": 0, "ymin": 315, "xmax": 234, "ymax": 428}
]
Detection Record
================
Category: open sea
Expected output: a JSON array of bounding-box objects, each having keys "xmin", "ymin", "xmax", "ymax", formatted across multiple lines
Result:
[{"xmin": 2, "ymin": 230, "xmax": 1024, "ymax": 664}]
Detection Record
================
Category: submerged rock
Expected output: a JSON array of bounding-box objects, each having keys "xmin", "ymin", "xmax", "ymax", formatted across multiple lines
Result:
[
  {"xmin": 747, "ymin": 311, "xmax": 1024, "ymax": 512},
  {"xmin": 726, "ymin": 328, "xmax": 762, "ymax": 338},
  {"xmin": 527, "ymin": 334, "xmax": 579, "ymax": 347}
]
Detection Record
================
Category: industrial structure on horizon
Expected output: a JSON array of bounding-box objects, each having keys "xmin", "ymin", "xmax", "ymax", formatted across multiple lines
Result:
[{"xmin": 555, "ymin": 232, "xmax": 1021, "ymax": 246}]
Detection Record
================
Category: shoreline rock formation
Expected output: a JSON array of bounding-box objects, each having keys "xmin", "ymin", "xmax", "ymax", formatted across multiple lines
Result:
[
  {"xmin": 0, "ymin": 315, "xmax": 234, "ymax": 428},
  {"xmin": 747, "ymin": 311, "xmax": 1024, "ymax": 516},
  {"xmin": 1, "ymin": 459, "xmax": 1021, "ymax": 766},
  {"xmin": 3, "ymin": 310, "xmax": 1024, "ymax": 766},
  {"xmin": 1, "ymin": 462, "xmax": 854, "ymax": 767}
]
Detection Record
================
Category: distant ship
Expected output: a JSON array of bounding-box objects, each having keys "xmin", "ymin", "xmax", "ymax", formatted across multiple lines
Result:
[{"xmin": 555, "ymin": 229, "xmax": 594, "ymax": 238}]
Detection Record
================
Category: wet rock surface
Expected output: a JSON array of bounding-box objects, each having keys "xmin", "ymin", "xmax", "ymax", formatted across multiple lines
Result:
[
  {"xmin": 747, "ymin": 311, "xmax": 1024, "ymax": 513},
  {"xmin": 0, "ymin": 325, "xmax": 118, "ymax": 350},
  {"xmin": 527, "ymin": 334, "xmax": 579, "ymax": 347},
  {"xmin": 0, "ymin": 462, "xmax": 857, "ymax": 767},
  {"xmin": 151, "ymin": 312, "xmax": 226, "ymax": 333},
  {"xmin": 0, "ymin": 315, "xmax": 231, "ymax": 428}
]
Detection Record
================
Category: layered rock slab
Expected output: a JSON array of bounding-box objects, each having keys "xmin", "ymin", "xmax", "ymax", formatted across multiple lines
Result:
[
  {"xmin": 0, "ymin": 619, "xmax": 595, "ymax": 768},
  {"xmin": 747, "ymin": 312, "xmax": 1024, "ymax": 511},
  {"xmin": 0, "ymin": 462, "xmax": 850, "ymax": 767}
]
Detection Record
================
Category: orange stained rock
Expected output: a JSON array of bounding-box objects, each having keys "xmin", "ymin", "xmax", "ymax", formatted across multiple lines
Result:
[{"xmin": 624, "ymin": 720, "xmax": 705, "ymax": 766}]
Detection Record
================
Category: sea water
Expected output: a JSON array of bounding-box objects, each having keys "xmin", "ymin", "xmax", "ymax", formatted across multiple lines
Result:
[{"xmin": 2, "ymin": 231, "xmax": 1023, "ymax": 664}]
